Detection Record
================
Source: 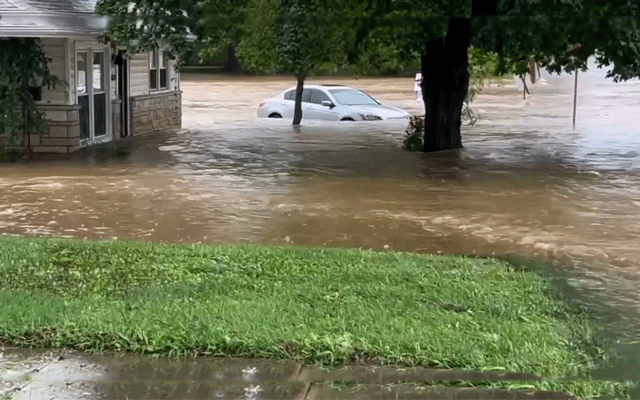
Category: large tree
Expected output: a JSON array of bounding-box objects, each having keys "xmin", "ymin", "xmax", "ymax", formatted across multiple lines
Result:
[
  {"xmin": 351, "ymin": 0, "xmax": 640, "ymax": 151},
  {"xmin": 235, "ymin": 0, "xmax": 342, "ymax": 124}
]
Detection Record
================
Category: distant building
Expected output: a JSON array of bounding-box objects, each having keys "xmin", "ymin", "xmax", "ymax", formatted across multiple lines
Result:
[
  {"xmin": 0, "ymin": 0, "xmax": 182, "ymax": 153},
  {"xmin": 414, "ymin": 73, "xmax": 422, "ymax": 103}
]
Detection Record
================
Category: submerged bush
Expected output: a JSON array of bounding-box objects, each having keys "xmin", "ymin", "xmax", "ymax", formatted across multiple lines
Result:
[
  {"xmin": 403, "ymin": 115, "xmax": 424, "ymax": 152},
  {"xmin": 0, "ymin": 143, "xmax": 23, "ymax": 162},
  {"xmin": 109, "ymin": 145, "xmax": 130, "ymax": 158},
  {"xmin": 402, "ymin": 108, "xmax": 479, "ymax": 152}
]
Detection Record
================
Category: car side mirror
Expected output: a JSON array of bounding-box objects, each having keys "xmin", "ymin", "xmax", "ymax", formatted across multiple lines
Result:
[{"xmin": 321, "ymin": 101, "xmax": 335, "ymax": 109}]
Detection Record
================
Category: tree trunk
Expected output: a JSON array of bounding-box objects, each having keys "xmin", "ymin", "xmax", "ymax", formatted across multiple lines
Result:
[
  {"xmin": 421, "ymin": 17, "xmax": 471, "ymax": 152},
  {"xmin": 223, "ymin": 46, "xmax": 242, "ymax": 73},
  {"xmin": 293, "ymin": 75, "xmax": 305, "ymax": 125}
]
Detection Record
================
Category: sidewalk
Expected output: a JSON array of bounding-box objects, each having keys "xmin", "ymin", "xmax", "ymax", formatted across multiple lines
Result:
[{"xmin": 0, "ymin": 347, "xmax": 575, "ymax": 400}]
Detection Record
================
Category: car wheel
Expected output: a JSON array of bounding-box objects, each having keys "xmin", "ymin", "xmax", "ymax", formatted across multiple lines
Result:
[
  {"xmin": 341, "ymin": 117, "xmax": 354, "ymax": 121},
  {"xmin": 268, "ymin": 113, "xmax": 283, "ymax": 118}
]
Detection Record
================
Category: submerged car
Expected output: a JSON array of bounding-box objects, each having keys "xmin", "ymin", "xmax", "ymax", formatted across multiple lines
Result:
[{"xmin": 257, "ymin": 84, "xmax": 410, "ymax": 121}]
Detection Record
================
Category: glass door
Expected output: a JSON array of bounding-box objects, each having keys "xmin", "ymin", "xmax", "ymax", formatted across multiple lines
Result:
[
  {"xmin": 77, "ymin": 49, "xmax": 108, "ymax": 140},
  {"xmin": 92, "ymin": 52, "xmax": 106, "ymax": 137},
  {"xmin": 77, "ymin": 52, "xmax": 90, "ymax": 139}
]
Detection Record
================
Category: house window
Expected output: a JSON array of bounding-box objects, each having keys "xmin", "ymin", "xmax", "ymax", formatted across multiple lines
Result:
[
  {"xmin": 310, "ymin": 89, "xmax": 330, "ymax": 105},
  {"xmin": 149, "ymin": 48, "xmax": 169, "ymax": 91},
  {"xmin": 28, "ymin": 86, "xmax": 42, "ymax": 102}
]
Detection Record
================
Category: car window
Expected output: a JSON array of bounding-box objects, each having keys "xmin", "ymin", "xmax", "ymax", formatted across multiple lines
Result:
[
  {"xmin": 329, "ymin": 89, "xmax": 379, "ymax": 106},
  {"xmin": 310, "ymin": 89, "xmax": 331, "ymax": 105},
  {"xmin": 302, "ymin": 89, "xmax": 312, "ymax": 103},
  {"xmin": 284, "ymin": 89, "xmax": 312, "ymax": 102}
]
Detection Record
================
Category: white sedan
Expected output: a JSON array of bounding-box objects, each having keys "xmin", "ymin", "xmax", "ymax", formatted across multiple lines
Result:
[{"xmin": 257, "ymin": 84, "xmax": 410, "ymax": 121}]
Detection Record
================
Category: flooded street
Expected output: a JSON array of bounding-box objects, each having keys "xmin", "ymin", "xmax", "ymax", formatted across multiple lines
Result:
[{"xmin": 1, "ymin": 63, "xmax": 639, "ymax": 382}]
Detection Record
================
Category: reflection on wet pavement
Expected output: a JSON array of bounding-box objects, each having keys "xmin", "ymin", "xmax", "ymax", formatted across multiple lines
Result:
[
  {"xmin": 1, "ymin": 64, "xmax": 639, "ymax": 381},
  {"xmin": 0, "ymin": 347, "xmax": 572, "ymax": 400}
]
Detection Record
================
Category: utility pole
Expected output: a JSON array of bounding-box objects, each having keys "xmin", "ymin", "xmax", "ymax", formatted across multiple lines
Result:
[
  {"xmin": 572, "ymin": 68, "xmax": 578, "ymax": 128},
  {"xmin": 570, "ymin": 43, "xmax": 582, "ymax": 129}
]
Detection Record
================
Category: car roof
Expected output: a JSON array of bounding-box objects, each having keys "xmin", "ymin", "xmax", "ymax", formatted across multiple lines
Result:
[{"xmin": 282, "ymin": 84, "xmax": 355, "ymax": 93}]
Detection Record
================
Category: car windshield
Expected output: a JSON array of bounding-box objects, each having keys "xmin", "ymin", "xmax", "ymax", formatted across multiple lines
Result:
[{"xmin": 329, "ymin": 89, "xmax": 379, "ymax": 106}]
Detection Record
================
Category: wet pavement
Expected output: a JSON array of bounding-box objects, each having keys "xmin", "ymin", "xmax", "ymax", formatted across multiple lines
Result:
[
  {"xmin": 1, "ymin": 60, "xmax": 640, "ymax": 384},
  {"xmin": 0, "ymin": 347, "xmax": 572, "ymax": 399}
]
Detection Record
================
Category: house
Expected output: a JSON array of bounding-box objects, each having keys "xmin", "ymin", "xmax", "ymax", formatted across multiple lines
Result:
[{"xmin": 0, "ymin": 0, "xmax": 182, "ymax": 153}]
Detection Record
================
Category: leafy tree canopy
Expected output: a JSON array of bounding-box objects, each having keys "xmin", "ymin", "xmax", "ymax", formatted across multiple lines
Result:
[
  {"xmin": 348, "ymin": 0, "xmax": 640, "ymax": 81},
  {"xmin": 96, "ymin": 0, "xmax": 203, "ymax": 64},
  {"xmin": 238, "ymin": 0, "xmax": 342, "ymax": 75},
  {"xmin": 97, "ymin": 0, "xmax": 640, "ymax": 79}
]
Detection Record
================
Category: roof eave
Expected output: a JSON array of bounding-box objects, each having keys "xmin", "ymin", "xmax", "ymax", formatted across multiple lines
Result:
[
  {"xmin": 0, "ymin": 13, "xmax": 109, "ymax": 38},
  {"xmin": 0, "ymin": 30, "xmax": 104, "ymax": 39}
]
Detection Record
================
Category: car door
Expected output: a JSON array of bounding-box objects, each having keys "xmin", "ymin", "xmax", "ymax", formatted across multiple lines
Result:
[
  {"xmin": 300, "ymin": 89, "xmax": 312, "ymax": 119},
  {"xmin": 306, "ymin": 89, "xmax": 340, "ymax": 121},
  {"xmin": 283, "ymin": 89, "xmax": 312, "ymax": 119},
  {"xmin": 281, "ymin": 90, "xmax": 296, "ymax": 118}
]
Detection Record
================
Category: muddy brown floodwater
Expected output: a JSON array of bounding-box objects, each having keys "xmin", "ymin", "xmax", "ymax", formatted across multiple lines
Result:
[{"xmin": 1, "ymin": 60, "xmax": 639, "ymax": 385}]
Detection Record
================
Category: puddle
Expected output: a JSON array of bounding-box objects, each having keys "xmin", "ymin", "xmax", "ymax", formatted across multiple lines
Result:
[{"xmin": 0, "ymin": 347, "xmax": 573, "ymax": 400}]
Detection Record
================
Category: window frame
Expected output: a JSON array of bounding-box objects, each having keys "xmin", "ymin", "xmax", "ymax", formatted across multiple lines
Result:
[
  {"xmin": 309, "ymin": 89, "xmax": 331, "ymax": 105},
  {"xmin": 284, "ymin": 89, "xmax": 312, "ymax": 102},
  {"xmin": 301, "ymin": 89, "xmax": 312, "ymax": 103},
  {"xmin": 149, "ymin": 48, "xmax": 169, "ymax": 91}
]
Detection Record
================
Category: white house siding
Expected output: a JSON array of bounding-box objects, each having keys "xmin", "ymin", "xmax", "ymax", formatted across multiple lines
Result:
[
  {"xmin": 68, "ymin": 42, "xmax": 76, "ymax": 104},
  {"xmin": 129, "ymin": 51, "xmax": 182, "ymax": 136},
  {"xmin": 171, "ymin": 61, "xmax": 180, "ymax": 92},
  {"xmin": 129, "ymin": 52, "xmax": 179, "ymax": 95},
  {"xmin": 33, "ymin": 39, "xmax": 113, "ymax": 153},
  {"xmin": 17, "ymin": 38, "xmax": 82, "ymax": 153},
  {"xmin": 0, "ymin": 38, "xmax": 79, "ymax": 153},
  {"xmin": 129, "ymin": 52, "xmax": 149, "ymax": 97},
  {"xmin": 40, "ymin": 38, "xmax": 68, "ymax": 104}
]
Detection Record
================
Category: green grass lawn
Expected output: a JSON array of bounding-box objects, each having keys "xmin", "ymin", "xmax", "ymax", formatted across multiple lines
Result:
[{"xmin": 0, "ymin": 236, "xmax": 628, "ymax": 398}]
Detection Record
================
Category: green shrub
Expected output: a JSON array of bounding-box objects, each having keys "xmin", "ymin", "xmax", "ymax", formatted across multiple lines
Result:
[{"xmin": 403, "ymin": 115, "xmax": 424, "ymax": 152}]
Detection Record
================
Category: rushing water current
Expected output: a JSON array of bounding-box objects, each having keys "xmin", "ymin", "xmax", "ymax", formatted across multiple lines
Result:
[{"xmin": 1, "ymin": 63, "xmax": 639, "ymax": 381}]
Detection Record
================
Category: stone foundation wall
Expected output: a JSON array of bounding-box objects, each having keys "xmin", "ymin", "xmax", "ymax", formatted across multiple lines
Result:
[
  {"xmin": 1, "ymin": 91, "xmax": 182, "ymax": 154},
  {"xmin": 130, "ymin": 91, "xmax": 182, "ymax": 136},
  {"xmin": 0, "ymin": 104, "xmax": 81, "ymax": 154}
]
